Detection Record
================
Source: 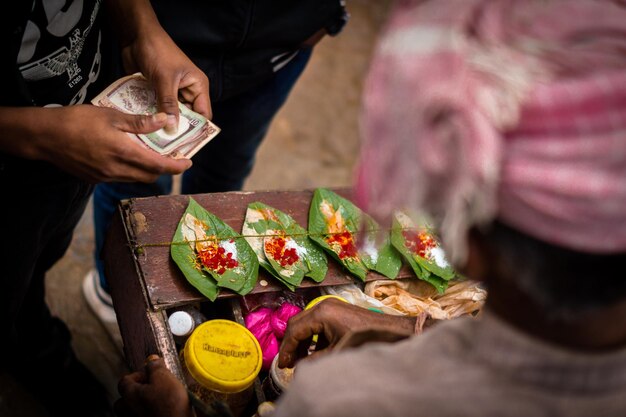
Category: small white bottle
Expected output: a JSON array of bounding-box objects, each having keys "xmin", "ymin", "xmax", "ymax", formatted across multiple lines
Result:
[{"xmin": 168, "ymin": 307, "xmax": 206, "ymax": 346}]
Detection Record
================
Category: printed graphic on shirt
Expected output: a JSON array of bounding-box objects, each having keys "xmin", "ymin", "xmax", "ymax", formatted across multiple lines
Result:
[{"xmin": 17, "ymin": 0, "xmax": 103, "ymax": 106}]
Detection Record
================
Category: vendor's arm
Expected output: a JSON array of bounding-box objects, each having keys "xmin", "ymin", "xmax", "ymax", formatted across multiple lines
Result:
[
  {"xmin": 278, "ymin": 298, "xmax": 417, "ymax": 368},
  {"xmin": 0, "ymin": 106, "xmax": 191, "ymax": 183},
  {"xmin": 105, "ymin": 0, "xmax": 211, "ymax": 132}
]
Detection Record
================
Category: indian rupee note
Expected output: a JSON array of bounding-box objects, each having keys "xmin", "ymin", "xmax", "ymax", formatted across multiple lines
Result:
[{"xmin": 91, "ymin": 73, "xmax": 220, "ymax": 158}]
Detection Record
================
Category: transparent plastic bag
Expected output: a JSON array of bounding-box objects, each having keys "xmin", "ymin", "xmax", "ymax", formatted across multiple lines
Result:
[{"xmin": 321, "ymin": 283, "xmax": 404, "ymax": 316}]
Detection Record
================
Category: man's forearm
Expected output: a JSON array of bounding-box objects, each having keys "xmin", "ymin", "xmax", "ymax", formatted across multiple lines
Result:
[
  {"xmin": 0, "ymin": 107, "xmax": 52, "ymax": 160},
  {"xmin": 363, "ymin": 311, "xmax": 418, "ymax": 335}
]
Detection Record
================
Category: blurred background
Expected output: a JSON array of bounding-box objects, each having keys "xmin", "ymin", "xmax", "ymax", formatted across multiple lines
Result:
[{"xmin": 0, "ymin": 1, "xmax": 392, "ymax": 415}]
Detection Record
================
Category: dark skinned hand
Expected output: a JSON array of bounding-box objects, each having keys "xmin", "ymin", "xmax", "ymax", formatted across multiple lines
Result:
[
  {"xmin": 121, "ymin": 23, "xmax": 211, "ymax": 132},
  {"xmin": 0, "ymin": 105, "xmax": 192, "ymax": 183},
  {"xmin": 278, "ymin": 298, "xmax": 417, "ymax": 369},
  {"xmin": 115, "ymin": 355, "xmax": 192, "ymax": 417}
]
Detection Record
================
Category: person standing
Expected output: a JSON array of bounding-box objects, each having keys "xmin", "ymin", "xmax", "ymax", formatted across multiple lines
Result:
[
  {"xmin": 83, "ymin": 0, "xmax": 351, "ymax": 340},
  {"xmin": 0, "ymin": 1, "xmax": 209, "ymax": 416}
]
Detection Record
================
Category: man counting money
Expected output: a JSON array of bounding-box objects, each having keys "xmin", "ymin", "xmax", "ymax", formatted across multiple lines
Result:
[
  {"xmin": 92, "ymin": 73, "xmax": 221, "ymax": 158},
  {"xmin": 83, "ymin": 1, "xmax": 350, "ymax": 337},
  {"xmin": 0, "ymin": 1, "xmax": 209, "ymax": 416}
]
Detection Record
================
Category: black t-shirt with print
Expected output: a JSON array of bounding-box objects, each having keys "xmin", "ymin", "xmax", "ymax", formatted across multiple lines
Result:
[
  {"xmin": 150, "ymin": 0, "xmax": 347, "ymax": 101},
  {"xmin": 17, "ymin": 0, "xmax": 105, "ymax": 106}
]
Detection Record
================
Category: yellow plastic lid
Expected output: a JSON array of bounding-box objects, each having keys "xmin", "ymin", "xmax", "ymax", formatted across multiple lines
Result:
[
  {"xmin": 305, "ymin": 294, "xmax": 348, "ymax": 310},
  {"xmin": 183, "ymin": 319, "xmax": 262, "ymax": 394}
]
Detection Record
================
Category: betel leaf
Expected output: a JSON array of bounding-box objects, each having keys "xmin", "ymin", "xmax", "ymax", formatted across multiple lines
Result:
[
  {"xmin": 240, "ymin": 211, "xmax": 297, "ymax": 292},
  {"xmin": 280, "ymin": 210, "xmax": 328, "ymax": 283},
  {"xmin": 395, "ymin": 212, "xmax": 455, "ymax": 281},
  {"xmin": 390, "ymin": 219, "xmax": 446, "ymax": 293},
  {"xmin": 309, "ymin": 189, "xmax": 368, "ymax": 280},
  {"xmin": 171, "ymin": 199, "xmax": 219, "ymax": 301},
  {"xmin": 308, "ymin": 188, "xmax": 401, "ymax": 280},
  {"xmin": 330, "ymin": 189, "xmax": 399, "ymax": 279},
  {"xmin": 358, "ymin": 216, "xmax": 402, "ymax": 279},
  {"xmin": 243, "ymin": 202, "xmax": 328, "ymax": 290},
  {"xmin": 390, "ymin": 211, "xmax": 455, "ymax": 293},
  {"xmin": 264, "ymin": 233, "xmax": 306, "ymax": 286},
  {"xmin": 171, "ymin": 198, "xmax": 258, "ymax": 299},
  {"xmin": 243, "ymin": 204, "xmax": 302, "ymax": 289}
]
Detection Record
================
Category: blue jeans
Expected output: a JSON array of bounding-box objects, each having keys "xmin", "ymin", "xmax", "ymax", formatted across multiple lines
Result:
[{"xmin": 93, "ymin": 48, "xmax": 312, "ymax": 292}]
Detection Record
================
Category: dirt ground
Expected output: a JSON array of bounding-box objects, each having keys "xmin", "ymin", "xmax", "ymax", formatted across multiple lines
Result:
[{"xmin": 0, "ymin": 1, "xmax": 392, "ymax": 415}]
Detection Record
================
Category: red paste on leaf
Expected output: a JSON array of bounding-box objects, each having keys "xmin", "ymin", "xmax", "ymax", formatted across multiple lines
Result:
[
  {"xmin": 265, "ymin": 235, "xmax": 300, "ymax": 267},
  {"xmin": 402, "ymin": 230, "xmax": 437, "ymax": 259},
  {"xmin": 326, "ymin": 231, "xmax": 358, "ymax": 260},
  {"xmin": 197, "ymin": 239, "xmax": 238, "ymax": 275}
]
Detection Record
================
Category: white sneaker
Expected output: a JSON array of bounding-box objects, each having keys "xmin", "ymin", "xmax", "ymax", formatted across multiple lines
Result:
[{"xmin": 82, "ymin": 269, "xmax": 123, "ymax": 351}]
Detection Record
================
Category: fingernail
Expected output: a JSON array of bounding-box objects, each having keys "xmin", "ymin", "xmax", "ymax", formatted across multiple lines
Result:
[
  {"xmin": 145, "ymin": 354, "xmax": 160, "ymax": 363},
  {"xmin": 165, "ymin": 114, "xmax": 177, "ymax": 134},
  {"xmin": 152, "ymin": 113, "xmax": 167, "ymax": 123}
]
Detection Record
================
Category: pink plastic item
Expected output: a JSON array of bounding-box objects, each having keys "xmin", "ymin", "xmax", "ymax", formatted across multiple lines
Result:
[
  {"xmin": 271, "ymin": 303, "xmax": 302, "ymax": 339},
  {"xmin": 244, "ymin": 303, "xmax": 302, "ymax": 370}
]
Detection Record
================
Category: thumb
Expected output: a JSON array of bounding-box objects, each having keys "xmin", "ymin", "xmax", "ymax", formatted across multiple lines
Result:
[
  {"xmin": 152, "ymin": 76, "xmax": 180, "ymax": 134},
  {"xmin": 117, "ymin": 112, "xmax": 169, "ymax": 135},
  {"xmin": 144, "ymin": 355, "xmax": 167, "ymax": 380}
]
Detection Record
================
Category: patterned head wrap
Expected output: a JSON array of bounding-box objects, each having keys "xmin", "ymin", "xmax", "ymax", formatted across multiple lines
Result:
[{"xmin": 355, "ymin": 0, "xmax": 626, "ymax": 263}]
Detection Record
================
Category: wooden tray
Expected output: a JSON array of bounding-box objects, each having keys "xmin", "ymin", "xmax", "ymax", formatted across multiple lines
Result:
[
  {"xmin": 102, "ymin": 189, "xmax": 414, "ymax": 372},
  {"xmin": 110, "ymin": 189, "xmax": 413, "ymax": 309}
]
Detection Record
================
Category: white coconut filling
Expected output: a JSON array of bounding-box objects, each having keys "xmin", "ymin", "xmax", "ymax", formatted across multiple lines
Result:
[
  {"xmin": 362, "ymin": 238, "xmax": 379, "ymax": 264},
  {"xmin": 220, "ymin": 239, "xmax": 238, "ymax": 259},
  {"xmin": 430, "ymin": 247, "xmax": 450, "ymax": 268},
  {"xmin": 285, "ymin": 238, "xmax": 308, "ymax": 257}
]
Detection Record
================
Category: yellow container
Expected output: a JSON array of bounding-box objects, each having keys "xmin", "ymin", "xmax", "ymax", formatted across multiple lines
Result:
[
  {"xmin": 181, "ymin": 319, "xmax": 262, "ymax": 416},
  {"xmin": 305, "ymin": 294, "xmax": 348, "ymax": 310}
]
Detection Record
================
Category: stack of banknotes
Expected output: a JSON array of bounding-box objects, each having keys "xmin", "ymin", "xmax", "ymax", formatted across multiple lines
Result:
[{"xmin": 92, "ymin": 73, "xmax": 220, "ymax": 159}]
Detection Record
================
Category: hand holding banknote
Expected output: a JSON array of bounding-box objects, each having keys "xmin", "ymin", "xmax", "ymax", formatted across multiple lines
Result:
[
  {"xmin": 15, "ymin": 75, "xmax": 215, "ymax": 184},
  {"xmin": 92, "ymin": 73, "xmax": 220, "ymax": 159},
  {"xmin": 4, "ymin": 104, "xmax": 192, "ymax": 183},
  {"xmin": 0, "ymin": 0, "xmax": 209, "ymax": 185}
]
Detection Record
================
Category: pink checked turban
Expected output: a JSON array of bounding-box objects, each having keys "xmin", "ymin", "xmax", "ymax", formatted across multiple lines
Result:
[{"xmin": 355, "ymin": 0, "xmax": 626, "ymax": 263}]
